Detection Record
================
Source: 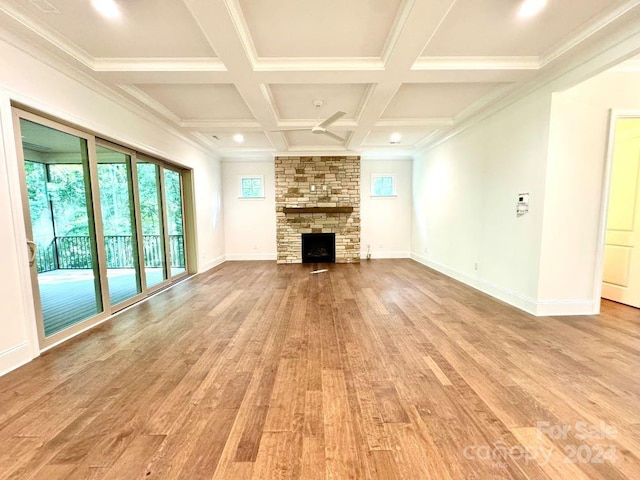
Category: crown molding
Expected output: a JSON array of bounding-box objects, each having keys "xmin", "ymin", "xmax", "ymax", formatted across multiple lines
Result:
[
  {"xmin": 609, "ymin": 57, "xmax": 640, "ymax": 71},
  {"xmin": 416, "ymin": 13, "xmax": 640, "ymax": 157},
  {"xmin": 181, "ymin": 119, "xmax": 262, "ymax": 130},
  {"xmin": 278, "ymin": 148, "xmax": 360, "ymax": 156},
  {"xmin": 361, "ymin": 152, "xmax": 414, "ymax": 161},
  {"xmin": 92, "ymin": 57, "xmax": 227, "ymax": 72},
  {"xmin": 221, "ymin": 155, "xmax": 275, "ymax": 162},
  {"xmin": 374, "ymin": 118, "xmax": 453, "ymax": 127},
  {"xmin": 452, "ymin": 83, "xmax": 515, "ymax": 123},
  {"xmin": 0, "ymin": 24, "xmax": 214, "ymax": 157},
  {"xmin": 0, "ymin": 1, "xmax": 93, "ymax": 68},
  {"xmin": 116, "ymin": 84, "xmax": 182, "ymax": 125},
  {"xmin": 539, "ymin": 0, "xmax": 640, "ymax": 68},
  {"xmin": 412, "ymin": 56, "xmax": 540, "ymax": 71},
  {"xmin": 218, "ymin": 146, "xmax": 276, "ymax": 157}
]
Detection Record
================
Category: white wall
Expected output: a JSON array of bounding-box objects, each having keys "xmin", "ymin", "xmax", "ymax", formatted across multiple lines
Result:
[
  {"xmin": 221, "ymin": 160, "xmax": 277, "ymax": 260},
  {"xmin": 360, "ymin": 157, "xmax": 412, "ymax": 258},
  {"xmin": 412, "ymin": 91, "xmax": 552, "ymax": 314},
  {"xmin": 0, "ymin": 35, "xmax": 225, "ymax": 375},
  {"xmin": 538, "ymin": 70, "xmax": 640, "ymax": 314}
]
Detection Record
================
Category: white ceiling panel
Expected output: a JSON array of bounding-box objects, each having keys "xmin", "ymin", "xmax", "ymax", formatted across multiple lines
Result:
[
  {"xmin": 363, "ymin": 127, "xmax": 438, "ymax": 147},
  {"xmin": 285, "ymin": 131, "xmax": 351, "ymax": 147},
  {"xmin": 382, "ymin": 83, "xmax": 505, "ymax": 118},
  {"xmin": 136, "ymin": 84, "xmax": 255, "ymax": 120},
  {"xmin": 269, "ymin": 84, "xmax": 369, "ymax": 120},
  {"xmin": 0, "ymin": 0, "xmax": 637, "ymax": 156},
  {"xmin": 239, "ymin": 0, "xmax": 403, "ymax": 57},
  {"xmin": 422, "ymin": 0, "xmax": 630, "ymax": 57},
  {"xmin": 4, "ymin": 0, "xmax": 216, "ymax": 58}
]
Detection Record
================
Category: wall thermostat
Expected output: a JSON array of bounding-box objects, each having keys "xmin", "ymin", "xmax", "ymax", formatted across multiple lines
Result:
[{"xmin": 517, "ymin": 193, "xmax": 529, "ymax": 217}]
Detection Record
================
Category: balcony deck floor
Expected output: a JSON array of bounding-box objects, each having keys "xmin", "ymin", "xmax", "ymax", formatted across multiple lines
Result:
[{"xmin": 38, "ymin": 268, "xmax": 181, "ymax": 337}]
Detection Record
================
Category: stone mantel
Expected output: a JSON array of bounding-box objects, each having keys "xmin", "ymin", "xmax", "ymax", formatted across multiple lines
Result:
[{"xmin": 282, "ymin": 206, "xmax": 354, "ymax": 214}]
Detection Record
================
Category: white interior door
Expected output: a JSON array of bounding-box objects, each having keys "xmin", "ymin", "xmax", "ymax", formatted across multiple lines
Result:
[{"xmin": 602, "ymin": 118, "xmax": 640, "ymax": 307}]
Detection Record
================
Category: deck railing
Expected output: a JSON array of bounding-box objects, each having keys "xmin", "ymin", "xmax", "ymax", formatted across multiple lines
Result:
[{"xmin": 35, "ymin": 235, "xmax": 185, "ymax": 273}]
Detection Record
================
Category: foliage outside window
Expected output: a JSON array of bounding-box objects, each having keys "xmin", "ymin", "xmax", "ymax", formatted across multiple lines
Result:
[
  {"xmin": 371, "ymin": 174, "xmax": 396, "ymax": 197},
  {"xmin": 240, "ymin": 176, "xmax": 264, "ymax": 198}
]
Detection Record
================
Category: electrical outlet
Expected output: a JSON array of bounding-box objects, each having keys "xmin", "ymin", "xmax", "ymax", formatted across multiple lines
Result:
[
  {"xmin": 474, "ymin": 262, "xmax": 479, "ymax": 271},
  {"xmin": 424, "ymin": 247, "xmax": 428, "ymax": 254}
]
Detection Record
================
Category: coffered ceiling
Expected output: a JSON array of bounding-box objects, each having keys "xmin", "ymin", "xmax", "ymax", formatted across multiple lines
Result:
[{"xmin": 1, "ymin": 0, "xmax": 639, "ymax": 158}]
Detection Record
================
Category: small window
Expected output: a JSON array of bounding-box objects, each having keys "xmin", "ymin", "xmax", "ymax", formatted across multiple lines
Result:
[
  {"xmin": 371, "ymin": 174, "xmax": 396, "ymax": 197},
  {"xmin": 240, "ymin": 175, "xmax": 264, "ymax": 198}
]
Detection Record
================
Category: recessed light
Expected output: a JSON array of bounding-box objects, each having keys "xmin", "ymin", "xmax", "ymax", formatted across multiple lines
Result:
[
  {"xmin": 390, "ymin": 133, "xmax": 401, "ymax": 144},
  {"xmin": 518, "ymin": 0, "xmax": 546, "ymax": 18},
  {"xmin": 92, "ymin": 0, "xmax": 121, "ymax": 19},
  {"xmin": 233, "ymin": 134, "xmax": 244, "ymax": 143}
]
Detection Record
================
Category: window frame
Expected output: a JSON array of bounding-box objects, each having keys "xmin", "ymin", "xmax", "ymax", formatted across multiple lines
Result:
[
  {"xmin": 370, "ymin": 174, "xmax": 397, "ymax": 197},
  {"xmin": 239, "ymin": 175, "xmax": 265, "ymax": 199}
]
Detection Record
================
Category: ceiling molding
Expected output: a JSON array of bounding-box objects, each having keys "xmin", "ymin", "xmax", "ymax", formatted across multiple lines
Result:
[
  {"xmin": 92, "ymin": 58, "xmax": 227, "ymax": 72},
  {"xmin": 413, "ymin": 130, "xmax": 444, "ymax": 150},
  {"xmin": 0, "ymin": 0, "xmax": 93, "ymax": 68},
  {"xmin": 217, "ymin": 146, "xmax": 276, "ymax": 156},
  {"xmin": 223, "ymin": 0, "xmax": 259, "ymax": 67},
  {"xmin": 280, "ymin": 147, "xmax": 360, "ymax": 156},
  {"xmin": 539, "ymin": 0, "xmax": 640, "ymax": 67},
  {"xmin": 116, "ymin": 84, "xmax": 183, "ymax": 125},
  {"xmin": 274, "ymin": 119, "xmax": 358, "ymax": 129},
  {"xmin": 252, "ymin": 57, "xmax": 385, "ymax": 72},
  {"xmin": 412, "ymin": 56, "xmax": 540, "ymax": 71},
  {"xmin": 0, "ymin": 24, "xmax": 215, "ymax": 157},
  {"xmin": 452, "ymin": 83, "xmax": 515, "ymax": 123},
  {"xmin": 609, "ymin": 57, "xmax": 640, "ymax": 71},
  {"xmin": 380, "ymin": 0, "xmax": 416, "ymax": 65},
  {"xmin": 417, "ymin": 15, "xmax": 640, "ymax": 158},
  {"xmin": 374, "ymin": 118, "xmax": 454, "ymax": 127},
  {"xmin": 259, "ymin": 83, "xmax": 280, "ymax": 121},
  {"xmin": 221, "ymin": 155, "xmax": 275, "ymax": 162},
  {"xmin": 354, "ymin": 84, "xmax": 376, "ymax": 123},
  {"xmin": 181, "ymin": 119, "xmax": 262, "ymax": 130}
]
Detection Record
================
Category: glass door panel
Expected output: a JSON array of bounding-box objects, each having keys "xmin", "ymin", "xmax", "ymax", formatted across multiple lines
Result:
[
  {"xmin": 163, "ymin": 169, "xmax": 186, "ymax": 276},
  {"xmin": 96, "ymin": 146, "xmax": 142, "ymax": 306},
  {"xmin": 20, "ymin": 118, "xmax": 103, "ymax": 337},
  {"xmin": 136, "ymin": 162, "xmax": 167, "ymax": 288}
]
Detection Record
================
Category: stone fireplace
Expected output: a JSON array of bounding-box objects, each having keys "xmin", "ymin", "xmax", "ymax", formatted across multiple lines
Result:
[
  {"xmin": 302, "ymin": 233, "xmax": 335, "ymax": 263},
  {"xmin": 275, "ymin": 155, "xmax": 360, "ymax": 264}
]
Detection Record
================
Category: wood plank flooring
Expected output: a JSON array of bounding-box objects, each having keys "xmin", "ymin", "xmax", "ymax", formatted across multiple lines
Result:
[{"xmin": 1, "ymin": 259, "xmax": 639, "ymax": 479}]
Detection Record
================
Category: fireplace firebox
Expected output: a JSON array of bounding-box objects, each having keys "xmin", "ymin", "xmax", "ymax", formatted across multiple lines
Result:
[{"xmin": 302, "ymin": 233, "xmax": 335, "ymax": 263}]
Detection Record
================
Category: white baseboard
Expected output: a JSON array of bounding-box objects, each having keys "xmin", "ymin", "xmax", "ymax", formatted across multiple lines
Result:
[
  {"xmin": 225, "ymin": 253, "xmax": 277, "ymax": 261},
  {"xmin": 410, "ymin": 253, "xmax": 595, "ymax": 317},
  {"xmin": 360, "ymin": 250, "xmax": 410, "ymax": 259},
  {"xmin": 0, "ymin": 342, "xmax": 33, "ymax": 377},
  {"xmin": 534, "ymin": 300, "xmax": 598, "ymax": 316},
  {"xmin": 199, "ymin": 254, "xmax": 226, "ymax": 272}
]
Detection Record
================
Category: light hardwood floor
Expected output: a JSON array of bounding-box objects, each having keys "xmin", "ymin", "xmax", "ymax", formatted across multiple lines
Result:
[{"xmin": 1, "ymin": 259, "xmax": 639, "ymax": 479}]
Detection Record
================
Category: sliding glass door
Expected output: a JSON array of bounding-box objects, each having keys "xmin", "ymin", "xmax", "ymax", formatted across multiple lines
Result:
[
  {"xmin": 14, "ymin": 109, "xmax": 190, "ymax": 348},
  {"xmin": 137, "ymin": 161, "xmax": 168, "ymax": 289},
  {"xmin": 164, "ymin": 168, "xmax": 187, "ymax": 277},
  {"xmin": 96, "ymin": 144, "xmax": 143, "ymax": 307},
  {"xmin": 19, "ymin": 117, "xmax": 104, "ymax": 340}
]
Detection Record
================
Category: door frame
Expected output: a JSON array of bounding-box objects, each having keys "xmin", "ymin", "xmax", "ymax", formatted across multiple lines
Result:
[
  {"xmin": 95, "ymin": 139, "xmax": 148, "ymax": 311},
  {"xmin": 12, "ymin": 108, "xmax": 112, "ymax": 349},
  {"xmin": 592, "ymin": 109, "xmax": 640, "ymax": 309}
]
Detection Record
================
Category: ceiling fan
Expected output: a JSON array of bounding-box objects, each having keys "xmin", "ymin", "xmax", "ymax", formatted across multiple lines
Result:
[{"xmin": 271, "ymin": 100, "xmax": 346, "ymax": 142}]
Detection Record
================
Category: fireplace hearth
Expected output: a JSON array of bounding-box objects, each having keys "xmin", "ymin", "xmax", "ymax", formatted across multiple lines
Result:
[{"xmin": 302, "ymin": 233, "xmax": 335, "ymax": 264}]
